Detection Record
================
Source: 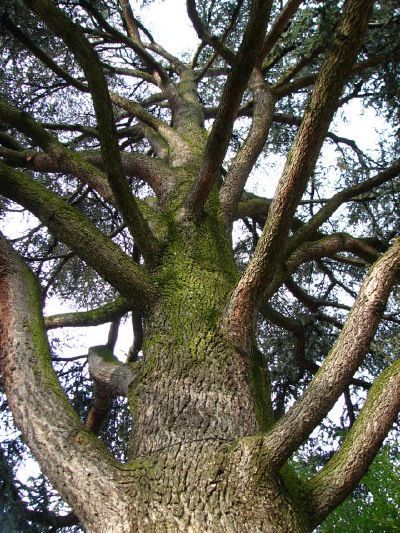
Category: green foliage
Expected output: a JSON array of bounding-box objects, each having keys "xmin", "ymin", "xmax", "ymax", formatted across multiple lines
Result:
[{"xmin": 320, "ymin": 445, "xmax": 400, "ymax": 532}]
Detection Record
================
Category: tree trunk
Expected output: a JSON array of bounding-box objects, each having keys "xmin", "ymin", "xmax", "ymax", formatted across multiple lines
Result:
[{"xmin": 110, "ymin": 215, "xmax": 309, "ymax": 532}]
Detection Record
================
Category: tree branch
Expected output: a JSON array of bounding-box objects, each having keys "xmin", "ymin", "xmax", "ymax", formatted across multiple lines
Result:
[
  {"xmin": 0, "ymin": 162, "xmax": 156, "ymax": 310},
  {"xmin": 109, "ymin": 92, "xmax": 191, "ymax": 167},
  {"xmin": 88, "ymin": 346, "xmax": 134, "ymax": 398},
  {"xmin": 219, "ymin": 70, "xmax": 275, "ymax": 227},
  {"xmin": 308, "ymin": 358, "xmax": 400, "ymax": 526},
  {"xmin": 45, "ymin": 297, "xmax": 130, "ymax": 329},
  {"xmin": 185, "ymin": 0, "xmax": 272, "ymax": 216},
  {"xmin": 81, "ymin": 0, "xmax": 187, "ymax": 122},
  {"xmin": 286, "ymin": 233, "xmax": 380, "ymax": 273},
  {"xmin": 186, "ymin": 0, "xmax": 236, "ymax": 65},
  {"xmin": 260, "ymin": 238, "xmax": 400, "ymax": 470},
  {"xmin": 1, "ymin": 144, "xmax": 174, "ymax": 202},
  {"xmin": 0, "ymin": 447, "xmax": 79, "ymax": 528},
  {"xmin": 223, "ymin": 0, "xmax": 375, "ymax": 348},
  {"xmin": 86, "ymin": 345, "xmax": 135, "ymax": 434},
  {"xmin": 274, "ymin": 53, "xmax": 400, "ymax": 99}
]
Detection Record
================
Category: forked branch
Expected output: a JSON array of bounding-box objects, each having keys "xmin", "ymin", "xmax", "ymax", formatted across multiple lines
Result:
[
  {"xmin": 219, "ymin": 70, "xmax": 275, "ymax": 227},
  {"xmin": 186, "ymin": 0, "xmax": 272, "ymax": 216},
  {"xmin": 261, "ymin": 238, "xmax": 400, "ymax": 470},
  {"xmin": 308, "ymin": 358, "xmax": 400, "ymax": 526},
  {"xmin": 224, "ymin": 0, "xmax": 374, "ymax": 347}
]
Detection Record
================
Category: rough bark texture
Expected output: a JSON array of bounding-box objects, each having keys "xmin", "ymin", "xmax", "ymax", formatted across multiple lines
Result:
[
  {"xmin": 1, "ymin": 0, "xmax": 399, "ymax": 531},
  {"xmin": 0, "ymin": 226, "xmax": 310, "ymax": 532}
]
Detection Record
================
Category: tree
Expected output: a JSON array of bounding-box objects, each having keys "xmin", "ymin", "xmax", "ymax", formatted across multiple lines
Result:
[{"xmin": 0, "ymin": 0, "xmax": 400, "ymax": 530}]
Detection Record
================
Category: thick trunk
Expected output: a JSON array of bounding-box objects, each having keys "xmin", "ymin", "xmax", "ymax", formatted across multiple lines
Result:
[
  {"xmin": 116, "ymin": 217, "xmax": 310, "ymax": 531},
  {"xmin": 125, "ymin": 441, "xmax": 309, "ymax": 532},
  {"xmin": 129, "ymin": 217, "xmax": 260, "ymax": 457}
]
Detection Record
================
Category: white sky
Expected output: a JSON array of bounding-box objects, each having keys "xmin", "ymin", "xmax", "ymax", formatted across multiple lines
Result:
[{"xmin": 136, "ymin": 0, "xmax": 199, "ymax": 57}]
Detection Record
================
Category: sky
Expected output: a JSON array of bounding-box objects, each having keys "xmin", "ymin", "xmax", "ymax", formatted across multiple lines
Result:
[{"xmin": 136, "ymin": 0, "xmax": 199, "ymax": 56}]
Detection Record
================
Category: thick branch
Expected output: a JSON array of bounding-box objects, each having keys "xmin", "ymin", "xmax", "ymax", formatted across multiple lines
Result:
[
  {"xmin": 219, "ymin": 70, "xmax": 275, "ymax": 226},
  {"xmin": 0, "ymin": 234, "xmax": 132, "ymax": 524},
  {"xmin": 24, "ymin": 0, "xmax": 161, "ymax": 264},
  {"xmin": 224, "ymin": 0, "xmax": 374, "ymax": 347},
  {"xmin": 0, "ymin": 162, "xmax": 156, "ymax": 310},
  {"xmin": 286, "ymin": 233, "xmax": 380, "ymax": 273},
  {"xmin": 109, "ymin": 92, "xmax": 191, "ymax": 167},
  {"xmin": 308, "ymin": 358, "xmax": 400, "ymax": 526},
  {"xmin": 185, "ymin": 0, "xmax": 272, "ymax": 216},
  {"xmin": 45, "ymin": 297, "xmax": 130, "ymax": 329},
  {"xmin": 118, "ymin": 0, "xmax": 141, "ymax": 43},
  {"xmin": 260, "ymin": 238, "xmax": 400, "ymax": 470}
]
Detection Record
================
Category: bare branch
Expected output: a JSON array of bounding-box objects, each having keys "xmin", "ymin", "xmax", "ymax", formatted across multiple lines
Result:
[
  {"xmin": 286, "ymin": 233, "xmax": 380, "ymax": 273},
  {"xmin": 118, "ymin": 0, "xmax": 141, "ymax": 43},
  {"xmin": 80, "ymin": 0, "xmax": 171, "ymax": 86},
  {"xmin": 0, "ymin": 99, "xmax": 114, "ymax": 203},
  {"xmin": 88, "ymin": 346, "xmax": 134, "ymax": 398},
  {"xmin": 85, "ymin": 344, "xmax": 135, "ymax": 434},
  {"xmin": 219, "ymin": 70, "xmax": 275, "ymax": 226},
  {"xmin": 81, "ymin": 0, "xmax": 188, "ymax": 119},
  {"xmin": 109, "ymin": 92, "xmax": 191, "ymax": 167},
  {"xmin": 1, "ymin": 144, "xmax": 174, "ymax": 202}
]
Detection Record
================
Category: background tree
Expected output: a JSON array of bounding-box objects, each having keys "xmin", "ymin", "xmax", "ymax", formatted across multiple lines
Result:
[{"xmin": 0, "ymin": 0, "xmax": 400, "ymax": 530}]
